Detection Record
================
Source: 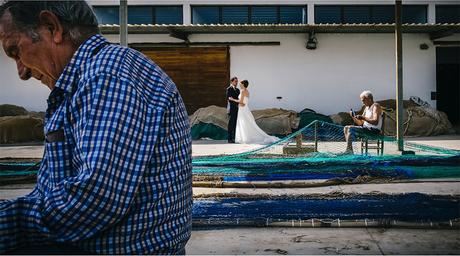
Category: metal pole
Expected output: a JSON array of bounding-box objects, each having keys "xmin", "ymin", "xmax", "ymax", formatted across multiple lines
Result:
[
  {"xmin": 395, "ymin": 0, "xmax": 404, "ymax": 151},
  {"xmin": 119, "ymin": 0, "xmax": 128, "ymax": 47}
]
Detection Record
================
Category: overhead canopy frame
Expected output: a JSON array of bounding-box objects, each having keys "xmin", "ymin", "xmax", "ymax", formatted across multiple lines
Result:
[{"xmin": 102, "ymin": 23, "xmax": 460, "ymax": 39}]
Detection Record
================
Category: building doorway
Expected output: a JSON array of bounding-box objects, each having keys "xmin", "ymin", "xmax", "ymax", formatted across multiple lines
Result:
[
  {"xmin": 436, "ymin": 47, "xmax": 460, "ymax": 128},
  {"xmin": 141, "ymin": 47, "xmax": 230, "ymax": 115}
]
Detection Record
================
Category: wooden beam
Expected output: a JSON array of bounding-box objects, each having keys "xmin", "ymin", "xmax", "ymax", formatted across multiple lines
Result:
[
  {"xmin": 130, "ymin": 42, "xmax": 281, "ymax": 48},
  {"xmin": 168, "ymin": 29, "xmax": 190, "ymax": 41},
  {"xmin": 433, "ymin": 41, "xmax": 460, "ymax": 47},
  {"xmin": 430, "ymin": 29, "xmax": 455, "ymax": 40}
]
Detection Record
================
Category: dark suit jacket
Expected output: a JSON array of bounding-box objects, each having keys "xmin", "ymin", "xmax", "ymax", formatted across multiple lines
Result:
[{"xmin": 226, "ymin": 86, "xmax": 240, "ymax": 114}]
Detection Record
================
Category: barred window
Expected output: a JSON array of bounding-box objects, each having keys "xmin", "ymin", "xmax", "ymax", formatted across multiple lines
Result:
[
  {"xmin": 93, "ymin": 6, "xmax": 182, "ymax": 25},
  {"xmin": 192, "ymin": 5, "xmax": 306, "ymax": 24},
  {"xmin": 436, "ymin": 5, "xmax": 460, "ymax": 23},
  {"xmin": 315, "ymin": 5, "xmax": 427, "ymax": 24}
]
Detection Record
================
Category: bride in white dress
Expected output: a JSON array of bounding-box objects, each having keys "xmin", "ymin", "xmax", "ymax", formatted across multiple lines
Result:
[{"xmin": 229, "ymin": 80, "xmax": 279, "ymax": 144}]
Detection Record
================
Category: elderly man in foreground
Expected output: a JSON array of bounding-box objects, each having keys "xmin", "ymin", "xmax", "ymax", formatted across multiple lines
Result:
[
  {"xmin": 0, "ymin": 1, "xmax": 192, "ymax": 254},
  {"xmin": 343, "ymin": 91, "xmax": 383, "ymax": 154}
]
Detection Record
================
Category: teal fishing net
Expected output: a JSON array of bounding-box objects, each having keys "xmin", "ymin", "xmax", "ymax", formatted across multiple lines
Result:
[
  {"xmin": 1, "ymin": 121, "xmax": 460, "ymax": 183},
  {"xmin": 196, "ymin": 120, "xmax": 459, "ymax": 162},
  {"xmin": 193, "ymin": 121, "xmax": 460, "ymax": 181}
]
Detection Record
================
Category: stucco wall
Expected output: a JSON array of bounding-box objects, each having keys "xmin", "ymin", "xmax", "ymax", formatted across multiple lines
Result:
[
  {"xmin": 0, "ymin": 32, "xmax": 437, "ymax": 114},
  {"xmin": 107, "ymin": 32, "xmax": 436, "ymax": 115},
  {"xmin": 227, "ymin": 33, "xmax": 436, "ymax": 114}
]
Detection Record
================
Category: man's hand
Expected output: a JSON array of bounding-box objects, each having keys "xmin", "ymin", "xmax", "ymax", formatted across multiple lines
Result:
[{"xmin": 355, "ymin": 115, "xmax": 365, "ymax": 120}]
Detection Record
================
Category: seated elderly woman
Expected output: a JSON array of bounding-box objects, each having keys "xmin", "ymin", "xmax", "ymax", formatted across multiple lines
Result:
[{"xmin": 344, "ymin": 91, "xmax": 383, "ymax": 154}]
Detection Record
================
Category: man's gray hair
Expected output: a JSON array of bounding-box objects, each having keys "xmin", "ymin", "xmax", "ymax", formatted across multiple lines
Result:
[
  {"xmin": 0, "ymin": 0, "xmax": 99, "ymax": 46},
  {"xmin": 360, "ymin": 90, "xmax": 374, "ymax": 100}
]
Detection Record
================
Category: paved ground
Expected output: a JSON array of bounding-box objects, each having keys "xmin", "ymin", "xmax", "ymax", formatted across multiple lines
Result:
[
  {"xmin": 1, "ymin": 135, "xmax": 459, "ymax": 158},
  {"xmin": 1, "ymin": 136, "xmax": 459, "ymax": 254},
  {"xmin": 187, "ymin": 228, "xmax": 460, "ymax": 255}
]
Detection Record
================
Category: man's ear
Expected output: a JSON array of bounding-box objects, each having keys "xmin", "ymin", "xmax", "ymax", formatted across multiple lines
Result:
[{"xmin": 38, "ymin": 10, "xmax": 64, "ymax": 44}]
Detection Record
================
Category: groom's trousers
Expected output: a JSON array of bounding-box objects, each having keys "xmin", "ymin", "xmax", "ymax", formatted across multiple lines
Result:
[{"xmin": 228, "ymin": 108, "xmax": 238, "ymax": 142}]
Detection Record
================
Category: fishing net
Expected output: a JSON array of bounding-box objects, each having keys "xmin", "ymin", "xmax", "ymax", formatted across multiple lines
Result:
[
  {"xmin": 1, "ymin": 121, "xmax": 459, "ymax": 226},
  {"xmin": 196, "ymin": 120, "xmax": 459, "ymax": 162},
  {"xmin": 193, "ymin": 120, "xmax": 460, "ymax": 183},
  {"xmin": 1, "ymin": 120, "xmax": 460, "ymax": 184},
  {"xmin": 192, "ymin": 193, "xmax": 460, "ymax": 227}
]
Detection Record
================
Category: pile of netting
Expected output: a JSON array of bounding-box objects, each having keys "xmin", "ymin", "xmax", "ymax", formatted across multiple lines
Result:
[{"xmin": 193, "ymin": 120, "xmax": 460, "ymax": 186}]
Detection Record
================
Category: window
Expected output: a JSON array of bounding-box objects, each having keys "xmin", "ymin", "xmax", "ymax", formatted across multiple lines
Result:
[
  {"xmin": 315, "ymin": 6, "xmax": 341, "ymax": 24},
  {"xmin": 93, "ymin": 6, "xmax": 182, "ymax": 25},
  {"xmin": 436, "ymin": 5, "xmax": 460, "ymax": 23},
  {"xmin": 315, "ymin": 5, "xmax": 427, "ymax": 24},
  {"xmin": 128, "ymin": 6, "xmax": 152, "ymax": 24},
  {"xmin": 280, "ymin": 6, "xmax": 305, "ymax": 24},
  {"xmin": 155, "ymin": 6, "xmax": 183, "ymax": 24},
  {"xmin": 372, "ymin": 6, "xmax": 394, "ymax": 24},
  {"xmin": 402, "ymin": 5, "xmax": 427, "ymax": 23},
  {"xmin": 252, "ymin": 6, "xmax": 278, "ymax": 23},
  {"xmin": 192, "ymin": 5, "xmax": 306, "ymax": 24},
  {"xmin": 94, "ymin": 6, "xmax": 119, "ymax": 24},
  {"xmin": 343, "ymin": 6, "xmax": 370, "ymax": 23},
  {"xmin": 222, "ymin": 6, "xmax": 248, "ymax": 24},
  {"xmin": 192, "ymin": 6, "xmax": 219, "ymax": 24}
]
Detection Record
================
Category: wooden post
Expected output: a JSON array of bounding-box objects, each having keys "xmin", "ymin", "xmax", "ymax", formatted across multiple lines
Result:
[
  {"xmin": 395, "ymin": 0, "xmax": 404, "ymax": 151},
  {"xmin": 314, "ymin": 122, "xmax": 318, "ymax": 152},
  {"xmin": 295, "ymin": 134, "xmax": 302, "ymax": 148},
  {"xmin": 120, "ymin": 0, "xmax": 128, "ymax": 47}
]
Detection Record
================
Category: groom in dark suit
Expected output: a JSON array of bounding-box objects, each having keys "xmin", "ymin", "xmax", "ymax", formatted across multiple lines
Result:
[{"xmin": 226, "ymin": 77, "xmax": 240, "ymax": 143}]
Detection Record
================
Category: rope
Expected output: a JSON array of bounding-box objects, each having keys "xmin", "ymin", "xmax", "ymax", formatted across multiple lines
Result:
[{"xmin": 403, "ymin": 109, "xmax": 413, "ymax": 135}]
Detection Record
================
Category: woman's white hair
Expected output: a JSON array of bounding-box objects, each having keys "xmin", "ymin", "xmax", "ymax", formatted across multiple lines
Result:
[{"xmin": 360, "ymin": 90, "xmax": 374, "ymax": 100}]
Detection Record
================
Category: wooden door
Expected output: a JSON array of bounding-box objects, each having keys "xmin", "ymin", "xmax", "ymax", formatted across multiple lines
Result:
[{"xmin": 142, "ymin": 47, "xmax": 230, "ymax": 115}]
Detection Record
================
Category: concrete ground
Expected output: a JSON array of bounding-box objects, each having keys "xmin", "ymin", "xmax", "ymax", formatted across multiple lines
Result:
[
  {"xmin": 1, "ymin": 135, "xmax": 459, "ymax": 158},
  {"xmin": 1, "ymin": 135, "xmax": 459, "ymax": 254},
  {"xmin": 186, "ymin": 228, "xmax": 460, "ymax": 255}
]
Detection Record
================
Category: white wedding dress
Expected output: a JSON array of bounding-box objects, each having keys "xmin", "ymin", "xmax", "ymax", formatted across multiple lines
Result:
[{"xmin": 235, "ymin": 92, "xmax": 279, "ymax": 144}]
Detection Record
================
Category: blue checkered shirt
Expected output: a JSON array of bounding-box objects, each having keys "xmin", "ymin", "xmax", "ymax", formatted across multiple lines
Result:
[{"xmin": 0, "ymin": 34, "xmax": 193, "ymax": 254}]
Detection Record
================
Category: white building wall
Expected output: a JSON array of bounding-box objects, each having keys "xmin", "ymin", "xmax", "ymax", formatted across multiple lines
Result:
[
  {"xmin": 103, "ymin": 32, "xmax": 436, "ymax": 115},
  {"xmin": 0, "ymin": 32, "xmax": 437, "ymax": 115},
  {"xmin": 230, "ymin": 33, "xmax": 435, "ymax": 115},
  {"xmin": 2, "ymin": 0, "xmax": 457, "ymax": 113}
]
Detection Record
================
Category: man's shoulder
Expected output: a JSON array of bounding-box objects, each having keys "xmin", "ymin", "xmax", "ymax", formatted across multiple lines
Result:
[
  {"xmin": 78, "ymin": 45, "xmax": 176, "ymax": 107},
  {"xmin": 83, "ymin": 45, "xmax": 159, "ymax": 81},
  {"xmin": 372, "ymin": 103, "xmax": 383, "ymax": 113},
  {"xmin": 96, "ymin": 44, "xmax": 149, "ymax": 67}
]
